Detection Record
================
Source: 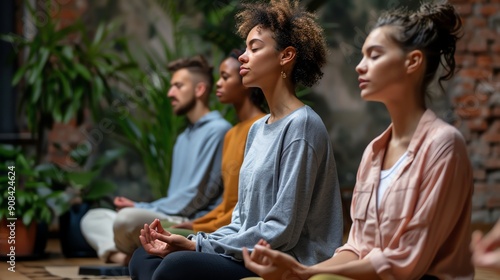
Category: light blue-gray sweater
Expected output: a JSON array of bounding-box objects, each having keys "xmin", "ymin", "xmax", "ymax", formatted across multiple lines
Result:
[
  {"xmin": 135, "ymin": 111, "xmax": 231, "ymax": 219},
  {"xmin": 193, "ymin": 106, "xmax": 343, "ymax": 266}
]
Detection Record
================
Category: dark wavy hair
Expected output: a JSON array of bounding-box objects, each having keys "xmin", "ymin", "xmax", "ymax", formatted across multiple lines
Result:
[
  {"xmin": 235, "ymin": 0, "xmax": 327, "ymax": 88},
  {"xmin": 374, "ymin": 2, "xmax": 463, "ymax": 91}
]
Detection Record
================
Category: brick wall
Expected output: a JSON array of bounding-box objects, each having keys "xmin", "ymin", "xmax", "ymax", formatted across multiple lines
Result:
[
  {"xmin": 450, "ymin": 0, "xmax": 500, "ymax": 224},
  {"xmin": 57, "ymin": 0, "xmax": 88, "ymax": 28}
]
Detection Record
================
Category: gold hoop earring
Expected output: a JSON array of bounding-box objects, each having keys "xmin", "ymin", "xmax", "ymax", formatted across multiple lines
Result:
[{"xmin": 281, "ymin": 70, "xmax": 287, "ymax": 79}]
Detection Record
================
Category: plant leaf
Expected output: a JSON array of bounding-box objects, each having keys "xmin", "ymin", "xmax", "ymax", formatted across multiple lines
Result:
[
  {"xmin": 92, "ymin": 23, "xmax": 105, "ymax": 46},
  {"xmin": 0, "ymin": 145, "xmax": 20, "ymax": 158},
  {"xmin": 83, "ymin": 179, "xmax": 116, "ymax": 201},
  {"xmin": 74, "ymin": 63, "xmax": 92, "ymax": 81},
  {"xmin": 66, "ymin": 170, "xmax": 99, "ymax": 188},
  {"xmin": 12, "ymin": 64, "xmax": 29, "ymax": 86},
  {"xmin": 22, "ymin": 209, "xmax": 34, "ymax": 226},
  {"xmin": 91, "ymin": 148, "xmax": 125, "ymax": 171},
  {"xmin": 31, "ymin": 78, "xmax": 43, "ymax": 103}
]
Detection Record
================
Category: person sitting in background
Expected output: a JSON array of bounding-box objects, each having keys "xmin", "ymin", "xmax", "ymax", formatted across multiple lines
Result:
[
  {"xmin": 166, "ymin": 49, "xmax": 267, "ymax": 236},
  {"xmin": 243, "ymin": 2, "xmax": 474, "ymax": 279},
  {"xmin": 128, "ymin": 0, "xmax": 344, "ymax": 279},
  {"xmin": 471, "ymin": 219, "xmax": 500, "ymax": 273},
  {"xmin": 80, "ymin": 55, "xmax": 231, "ymax": 265}
]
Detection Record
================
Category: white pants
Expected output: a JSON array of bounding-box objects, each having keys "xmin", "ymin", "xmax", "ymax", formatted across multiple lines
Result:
[{"xmin": 80, "ymin": 207, "xmax": 188, "ymax": 260}]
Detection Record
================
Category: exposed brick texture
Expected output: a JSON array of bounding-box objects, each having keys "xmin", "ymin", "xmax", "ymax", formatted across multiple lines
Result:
[{"xmin": 450, "ymin": 0, "xmax": 500, "ymax": 224}]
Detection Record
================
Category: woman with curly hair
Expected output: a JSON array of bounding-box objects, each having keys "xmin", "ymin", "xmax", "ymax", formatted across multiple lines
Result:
[
  {"xmin": 127, "ymin": 0, "xmax": 344, "ymax": 279},
  {"xmin": 161, "ymin": 49, "xmax": 267, "ymax": 236},
  {"xmin": 243, "ymin": 2, "xmax": 474, "ymax": 280}
]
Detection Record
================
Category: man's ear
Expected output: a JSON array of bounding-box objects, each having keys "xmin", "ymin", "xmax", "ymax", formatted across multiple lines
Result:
[
  {"xmin": 195, "ymin": 82, "xmax": 208, "ymax": 98},
  {"xmin": 406, "ymin": 50, "xmax": 424, "ymax": 75}
]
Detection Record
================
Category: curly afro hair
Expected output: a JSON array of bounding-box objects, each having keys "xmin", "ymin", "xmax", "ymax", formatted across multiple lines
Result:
[{"xmin": 236, "ymin": 0, "xmax": 327, "ymax": 88}]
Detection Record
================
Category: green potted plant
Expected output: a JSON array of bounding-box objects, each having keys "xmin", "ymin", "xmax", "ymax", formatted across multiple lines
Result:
[
  {"xmin": 39, "ymin": 145, "xmax": 124, "ymax": 257},
  {"xmin": 0, "ymin": 144, "xmax": 63, "ymax": 258},
  {"xmin": 0, "ymin": 1, "xmax": 127, "ymax": 161},
  {"xmin": 0, "ymin": 1, "xmax": 131, "ymax": 257}
]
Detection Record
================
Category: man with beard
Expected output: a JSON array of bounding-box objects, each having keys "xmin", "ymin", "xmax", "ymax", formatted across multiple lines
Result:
[{"xmin": 80, "ymin": 55, "xmax": 231, "ymax": 266}]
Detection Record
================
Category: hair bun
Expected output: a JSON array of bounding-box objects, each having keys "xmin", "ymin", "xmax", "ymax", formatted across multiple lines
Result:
[
  {"xmin": 373, "ymin": 2, "xmax": 463, "ymax": 88},
  {"xmin": 417, "ymin": 2, "xmax": 462, "ymax": 36}
]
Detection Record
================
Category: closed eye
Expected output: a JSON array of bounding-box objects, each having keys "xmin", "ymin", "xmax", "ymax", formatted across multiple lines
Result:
[{"xmin": 362, "ymin": 44, "xmax": 384, "ymax": 60}]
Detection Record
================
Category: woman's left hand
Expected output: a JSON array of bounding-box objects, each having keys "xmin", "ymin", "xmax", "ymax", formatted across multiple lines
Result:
[{"xmin": 242, "ymin": 239, "xmax": 309, "ymax": 280}]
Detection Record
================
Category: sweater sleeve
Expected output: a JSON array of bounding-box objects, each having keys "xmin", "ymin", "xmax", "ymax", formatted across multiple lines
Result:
[
  {"xmin": 192, "ymin": 203, "xmax": 236, "ymax": 232},
  {"xmin": 194, "ymin": 139, "xmax": 321, "ymax": 261}
]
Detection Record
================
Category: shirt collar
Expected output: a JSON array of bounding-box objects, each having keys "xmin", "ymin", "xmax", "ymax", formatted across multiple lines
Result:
[
  {"xmin": 189, "ymin": 111, "xmax": 222, "ymax": 129},
  {"xmin": 371, "ymin": 109, "xmax": 437, "ymax": 158}
]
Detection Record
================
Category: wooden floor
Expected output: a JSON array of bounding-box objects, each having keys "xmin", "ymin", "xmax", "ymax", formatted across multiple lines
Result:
[
  {"xmin": 0, "ymin": 238, "xmax": 130, "ymax": 280},
  {"xmin": 1, "ymin": 237, "xmax": 500, "ymax": 279}
]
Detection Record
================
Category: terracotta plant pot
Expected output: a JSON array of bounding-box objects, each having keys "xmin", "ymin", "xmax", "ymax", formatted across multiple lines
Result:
[{"xmin": 0, "ymin": 219, "xmax": 37, "ymax": 257}]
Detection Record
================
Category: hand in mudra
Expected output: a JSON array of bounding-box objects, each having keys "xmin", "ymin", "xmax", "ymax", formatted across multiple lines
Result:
[
  {"xmin": 242, "ymin": 239, "xmax": 308, "ymax": 280},
  {"xmin": 139, "ymin": 218, "xmax": 195, "ymax": 258}
]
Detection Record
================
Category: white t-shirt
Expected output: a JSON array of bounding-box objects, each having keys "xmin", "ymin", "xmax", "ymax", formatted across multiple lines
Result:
[{"xmin": 377, "ymin": 151, "xmax": 408, "ymax": 208}]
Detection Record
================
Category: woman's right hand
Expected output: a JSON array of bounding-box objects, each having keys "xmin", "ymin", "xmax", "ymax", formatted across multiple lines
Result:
[{"xmin": 242, "ymin": 239, "xmax": 309, "ymax": 280}]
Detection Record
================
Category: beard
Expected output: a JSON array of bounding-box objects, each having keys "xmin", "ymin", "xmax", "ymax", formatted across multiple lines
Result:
[{"xmin": 174, "ymin": 96, "xmax": 196, "ymax": 116}]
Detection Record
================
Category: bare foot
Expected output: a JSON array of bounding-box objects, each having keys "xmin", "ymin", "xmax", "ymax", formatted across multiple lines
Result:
[{"xmin": 107, "ymin": 251, "xmax": 129, "ymax": 265}]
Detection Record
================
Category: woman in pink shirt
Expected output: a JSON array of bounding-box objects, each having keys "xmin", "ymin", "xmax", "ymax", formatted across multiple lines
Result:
[{"xmin": 242, "ymin": 2, "xmax": 474, "ymax": 279}]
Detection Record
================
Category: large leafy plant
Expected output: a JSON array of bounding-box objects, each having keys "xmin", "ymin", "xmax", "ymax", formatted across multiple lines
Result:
[
  {"xmin": 105, "ymin": 38, "xmax": 185, "ymax": 199},
  {"xmin": 0, "ymin": 1, "xmax": 134, "ymax": 209},
  {"xmin": 96, "ymin": 0, "xmax": 211, "ymax": 199},
  {"xmin": 0, "ymin": 1, "xmax": 127, "ymax": 160},
  {"xmin": 0, "ymin": 145, "xmax": 63, "ymax": 226},
  {"xmin": 36, "ymin": 146, "xmax": 125, "ymax": 214}
]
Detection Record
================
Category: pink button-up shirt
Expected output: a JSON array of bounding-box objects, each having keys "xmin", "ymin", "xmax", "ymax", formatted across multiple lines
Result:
[{"xmin": 336, "ymin": 110, "xmax": 474, "ymax": 279}]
